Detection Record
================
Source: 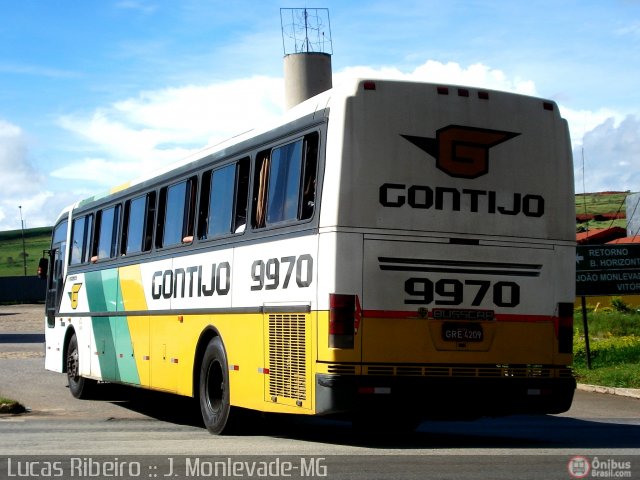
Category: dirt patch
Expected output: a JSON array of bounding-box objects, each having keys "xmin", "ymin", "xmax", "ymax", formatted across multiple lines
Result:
[
  {"xmin": 0, "ymin": 304, "xmax": 44, "ymax": 333},
  {"xmin": 0, "ymin": 351, "xmax": 44, "ymax": 359}
]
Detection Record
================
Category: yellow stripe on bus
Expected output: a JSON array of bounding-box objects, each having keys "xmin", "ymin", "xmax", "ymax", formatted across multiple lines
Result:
[
  {"xmin": 119, "ymin": 265, "xmax": 150, "ymax": 386},
  {"xmin": 110, "ymin": 181, "xmax": 131, "ymax": 194}
]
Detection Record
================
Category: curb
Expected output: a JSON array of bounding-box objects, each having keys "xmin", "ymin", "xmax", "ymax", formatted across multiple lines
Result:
[{"xmin": 577, "ymin": 383, "xmax": 640, "ymax": 400}]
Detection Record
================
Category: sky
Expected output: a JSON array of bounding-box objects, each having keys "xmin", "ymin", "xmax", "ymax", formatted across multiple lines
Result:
[{"xmin": 1, "ymin": 0, "xmax": 639, "ymax": 231}]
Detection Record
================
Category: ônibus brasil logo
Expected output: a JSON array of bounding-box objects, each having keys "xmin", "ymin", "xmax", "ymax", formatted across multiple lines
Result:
[
  {"xmin": 401, "ymin": 125, "xmax": 519, "ymax": 179},
  {"xmin": 567, "ymin": 456, "xmax": 591, "ymax": 478}
]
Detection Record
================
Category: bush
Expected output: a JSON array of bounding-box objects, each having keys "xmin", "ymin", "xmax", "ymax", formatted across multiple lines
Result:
[
  {"xmin": 573, "ymin": 335, "xmax": 640, "ymax": 367},
  {"xmin": 611, "ymin": 297, "xmax": 632, "ymax": 313},
  {"xmin": 574, "ymin": 309, "xmax": 640, "ymax": 337}
]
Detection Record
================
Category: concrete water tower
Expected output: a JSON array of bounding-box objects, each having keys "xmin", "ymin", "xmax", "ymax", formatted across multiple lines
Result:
[{"xmin": 280, "ymin": 8, "xmax": 333, "ymax": 109}]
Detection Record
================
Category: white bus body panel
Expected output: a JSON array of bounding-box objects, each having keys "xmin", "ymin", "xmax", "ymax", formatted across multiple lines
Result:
[{"xmin": 318, "ymin": 80, "xmax": 575, "ymax": 311}]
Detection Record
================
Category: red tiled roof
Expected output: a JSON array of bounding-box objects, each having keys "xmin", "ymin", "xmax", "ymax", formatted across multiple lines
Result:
[
  {"xmin": 576, "ymin": 227, "xmax": 627, "ymax": 245},
  {"xmin": 607, "ymin": 236, "xmax": 640, "ymax": 244}
]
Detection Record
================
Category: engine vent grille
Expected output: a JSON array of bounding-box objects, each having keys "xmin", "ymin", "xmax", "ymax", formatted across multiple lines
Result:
[{"xmin": 268, "ymin": 314, "xmax": 307, "ymax": 401}]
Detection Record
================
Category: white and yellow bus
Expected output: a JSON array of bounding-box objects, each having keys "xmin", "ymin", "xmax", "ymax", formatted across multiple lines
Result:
[{"xmin": 43, "ymin": 79, "xmax": 576, "ymax": 434}]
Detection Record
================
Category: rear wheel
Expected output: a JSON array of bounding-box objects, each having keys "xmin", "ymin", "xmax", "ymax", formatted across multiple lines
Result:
[
  {"xmin": 199, "ymin": 337, "xmax": 235, "ymax": 434},
  {"xmin": 66, "ymin": 333, "xmax": 96, "ymax": 399}
]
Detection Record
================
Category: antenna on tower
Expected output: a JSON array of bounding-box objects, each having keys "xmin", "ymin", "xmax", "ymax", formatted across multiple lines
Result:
[
  {"xmin": 280, "ymin": 7, "xmax": 333, "ymax": 55},
  {"xmin": 280, "ymin": 8, "xmax": 333, "ymax": 109}
]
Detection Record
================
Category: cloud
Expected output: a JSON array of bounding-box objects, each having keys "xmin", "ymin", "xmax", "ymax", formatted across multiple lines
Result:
[
  {"xmin": 0, "ymin": 119, "xmax": 54, "ymax": 230},
  {"xmin": 50, "ymin": 58, "xmax": 634, "ymax": 222},
  {"xmin": 115, "ymin": 1, "xmax": 157, "ymax": 14},
  {"xmin": 560, "ymin": 106, "xmax": 625, "ymax": 149},
  {"xmin": 615, "ymin": 21, "xmax": 640, "ymax": 38},
  {"xmin": 336, "ymin": 61, "xmax": 538, "ymax": 96},
  {"xmin": 50, "ymin": 158, "xmax": 144, "ymax": 184},
  {"xmin": 55, "ymin": 75, "xmax": 285, "ymax": 186},
  {"xmin": 0, "ymin": 63, "xmax": 79, "ymax": 79},
  {"xmin": 574, "ymin": 115, "xmax": 640, "ymax": 193},
  {"xmin": 56, "ymin": 61, "xmax": 536, "ymax": 188}
]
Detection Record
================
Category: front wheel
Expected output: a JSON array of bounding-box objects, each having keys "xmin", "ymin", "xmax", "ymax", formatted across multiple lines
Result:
[
  {"xmin": 199, "ymin": 337, "xmax": 235, "ymax": 434},
  {"xmin": 66, "ymin": 333, "xmax": 96, "ymax": 399}
]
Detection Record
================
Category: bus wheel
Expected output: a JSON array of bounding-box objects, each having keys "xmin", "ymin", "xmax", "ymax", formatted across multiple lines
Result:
[
  {"xmin": 199, "ymin": 337, "xmax": 234, "ymax": 434},
  {"xmin": 66, "ymin": 333, "xmax": 95, "ymax": 399}
]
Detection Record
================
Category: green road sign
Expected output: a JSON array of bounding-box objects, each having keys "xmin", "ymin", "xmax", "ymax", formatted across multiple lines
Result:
[{"xmin": 576, "ymin": 245, "xmax": 640, "ymax": 296}]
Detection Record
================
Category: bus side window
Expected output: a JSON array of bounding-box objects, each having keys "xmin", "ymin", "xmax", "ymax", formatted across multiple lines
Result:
[
  {"xmin": 70, "ymin": 214, "xmax": 93, "ymax": 265},
  {"xmin": 204, "ymin": 164, "xmax": 235, "ymax": 238},
  {"xmin": 198, "ymin": 157, "xmax": 250, "ymax": 240},
  {"xmin": 252, "ymin": 150, "xmax": 271, "ymax": 229},
  {"xmin": 93, "ymin": 205, "xmax": 121, "ymax": 260},
  {"xmin": 251, "ymin": 132, "xmax": 318, "ymax": 229},
  {"xmin": 198, "ymin": 170, "xmax": 212, "ymax": 239},
  {"xmin": 47, "ymin": 219, "xmax": 68, "ymax": 326},
  {"xmin": 267, "ymin": 139, "xmax": 303, "ymax": 224},
  {"xmin": 156, "ymin": 177, "xmax": 197, "ymax": 248},
  {"xmin": 300, "ymin": 132, "xmax": 318, "ymax": 220},
  {"xmin": 144, "ymin": 191, "xmax": 156, "ymax": 251},
  {"xmin": 122, "ymin": 193, "xmax": 155, "ymax": 255},
  {"xmin": 233, "ymin": 158, "xmax": 250, "ymax": 232}
]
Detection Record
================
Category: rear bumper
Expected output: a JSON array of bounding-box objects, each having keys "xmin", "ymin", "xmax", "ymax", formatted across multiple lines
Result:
[{"xmin": 315, "ymin": 371, "xmax": 576, "ymax": 419}]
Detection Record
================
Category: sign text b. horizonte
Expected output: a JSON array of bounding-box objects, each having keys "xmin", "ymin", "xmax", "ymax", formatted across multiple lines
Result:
[{"xmin": 576, "ymin": 245, "xmax": 640, "ymax": 296}]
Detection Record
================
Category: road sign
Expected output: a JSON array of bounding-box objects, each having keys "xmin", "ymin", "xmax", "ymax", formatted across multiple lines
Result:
[{"xmin": 576, "ymin": 244, "xmax": 640, "ymax": 296}]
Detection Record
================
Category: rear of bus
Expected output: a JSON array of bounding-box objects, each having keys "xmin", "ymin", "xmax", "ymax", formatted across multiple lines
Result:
[{"xmin": 315, "ymin": 80, "xmax": 575, "ymax": 422}]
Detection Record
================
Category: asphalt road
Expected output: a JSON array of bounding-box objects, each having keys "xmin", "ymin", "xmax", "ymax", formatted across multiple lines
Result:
[{"xmin": 0, "ymin": 304, "xmax": 638, "ymax": 479}]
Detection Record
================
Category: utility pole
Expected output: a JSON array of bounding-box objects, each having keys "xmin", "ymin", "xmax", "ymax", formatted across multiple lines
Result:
[{"xmin": 19, "ymin": 205, "xmax": 26, "ymax": 276}]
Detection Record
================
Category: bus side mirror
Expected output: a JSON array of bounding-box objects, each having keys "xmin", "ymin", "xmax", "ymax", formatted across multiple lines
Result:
[{"xmin": 37, "ymin": 257, "xmax": 49, "ymax": 279}]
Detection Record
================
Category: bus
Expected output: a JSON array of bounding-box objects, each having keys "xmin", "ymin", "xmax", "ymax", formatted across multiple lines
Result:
[{"xmin": 42, "ymin": 79, "xmax": 576, "ymax": 434}]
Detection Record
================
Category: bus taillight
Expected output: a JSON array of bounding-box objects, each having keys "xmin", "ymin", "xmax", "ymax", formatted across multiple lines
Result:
[
  {"xmin": 557, "ymin": 302, "xmax": 574, "ymax": 354},
  {"xmin": 329, "ymin": 294, "xmax": 357, "ymax": 349}
]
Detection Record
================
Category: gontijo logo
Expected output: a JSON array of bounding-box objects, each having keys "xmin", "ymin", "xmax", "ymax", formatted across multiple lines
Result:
[
  {"xmin": 401, "ymin": 125, "xmax": 519, "ymax": 179},
  {"xmin": 379, "ymin": 124, "xmax": 544, "ymax": 218},
  {"xmin": 69, "ymin": 283, "xmax": 82, "ymax": 310}
]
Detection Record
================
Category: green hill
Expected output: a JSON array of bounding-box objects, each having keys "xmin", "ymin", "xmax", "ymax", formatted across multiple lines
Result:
[
  {"xmin": 576, "ymin": 191, "xmax": 628, "ymax": 231},
  {"xmin": 0, "ymin": 227, "xmax": 52, "ymax": 277}
]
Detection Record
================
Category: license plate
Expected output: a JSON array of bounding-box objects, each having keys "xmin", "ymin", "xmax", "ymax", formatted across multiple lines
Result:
[{"xmin": 442, "ymin": 322, "xmax": 484, "ymax": 342}]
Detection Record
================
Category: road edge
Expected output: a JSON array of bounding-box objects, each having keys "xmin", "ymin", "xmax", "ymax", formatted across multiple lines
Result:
[{"xmin": 577, "ymin": 383, "xmax": 640, "ymax": 400}]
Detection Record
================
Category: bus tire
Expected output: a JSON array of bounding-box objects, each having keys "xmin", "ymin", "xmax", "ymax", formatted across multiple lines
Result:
[
  {"xmin": 66, "ymin": 333, "xmax": 96, "ymax": 399},
  {"xmin": 199, "ymin": 336, "xmax": 234, "ymax": 434}
]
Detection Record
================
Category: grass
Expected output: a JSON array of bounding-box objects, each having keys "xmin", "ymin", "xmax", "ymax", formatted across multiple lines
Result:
[
  {"xmin": 0, "ymin": 227, "xmax": 52, "ymax": 277},
  {"xmin": 573, "ymin": 303, "xmax": 640, "ymax": 388},
  {"xmin": 572, "ymin": 194, "xmax": 639, "ymax": 388},
  {"xmin": 575, "ymin": 191, "xmax": 628, "ymax": 217},
  {"xmin": 575, "ymin": 191, "xmax": 629, "ymax": 232},
  {"xmin": 578, "ymin": 218, "xmax": 627, "ymax": 230},
  {"xmin": 0, "ymin": 396, "xmax": 25, "ymax": 414}
]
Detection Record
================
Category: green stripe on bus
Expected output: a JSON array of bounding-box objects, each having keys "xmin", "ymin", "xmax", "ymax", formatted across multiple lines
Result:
[
  {"xmin": 91, "ymin": 316, "xmax": 140, "ymax": 385},
  {"xmin": 87, "ymin": 269, "xmax": 139, "ymax": 384},
  {"xmin": 85, "ymin": 269, "xmax": 124, "ymax": 312}
]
